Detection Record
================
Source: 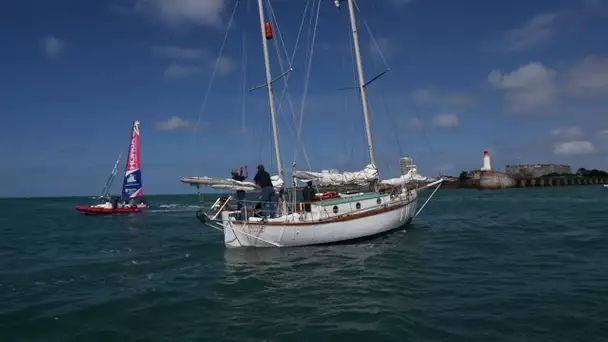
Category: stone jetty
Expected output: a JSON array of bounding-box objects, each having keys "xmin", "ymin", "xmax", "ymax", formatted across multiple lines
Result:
[
  {"xmin": 516, "ymin": 177, "xmax": 607, "ymax": 188},
  {"xmin": 441, "ymin": 176, "xmax": 608, "ymax": 189}
]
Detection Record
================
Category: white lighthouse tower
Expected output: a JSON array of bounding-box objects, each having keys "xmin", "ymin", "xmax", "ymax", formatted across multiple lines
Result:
[{"xmin": 481, "ymin": 149, "xmax": 492, "ymax": 172}]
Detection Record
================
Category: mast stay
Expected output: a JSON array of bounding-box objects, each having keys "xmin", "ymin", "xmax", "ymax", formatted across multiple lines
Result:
[{"xmin": 99, "ymin": 150, "xmax": 122, "ymax": 199}]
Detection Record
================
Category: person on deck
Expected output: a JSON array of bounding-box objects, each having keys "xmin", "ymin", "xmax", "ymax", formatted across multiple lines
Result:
[
  {"xmin": 103, "ymin": 200, "xmax": 113, "ymax": 209},
  {"xmin": 253, "ymin": 164, "xmax": 276, "ymax": 218},
  {"xmin": 253, "ymin": 201, "xmax": 263, "ymax": 218},
  {"xmin": 231, "ymin": 166, "xmax": 248, "ymax": 219},
  {"xmin": 302, "ymin": 180, "xmax": 315, "ymax": 214},
  {"xmin": 112, "ymin": 197, "xmax": 119, "ymax": 210}
]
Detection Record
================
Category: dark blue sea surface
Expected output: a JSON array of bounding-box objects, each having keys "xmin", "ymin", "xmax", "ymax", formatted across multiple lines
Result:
[{"xmin": 1, "ymin": 187, "xmax": 607, "ymax": 341}]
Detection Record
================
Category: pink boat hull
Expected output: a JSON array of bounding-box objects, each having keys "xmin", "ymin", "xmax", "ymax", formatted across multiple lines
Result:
[{"xmin": 75, "ymin": 205, "xmax": 142, "ymax": 215}]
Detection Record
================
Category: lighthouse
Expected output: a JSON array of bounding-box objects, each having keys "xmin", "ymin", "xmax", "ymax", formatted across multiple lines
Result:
[{"xmin": 481, "ymin": 149, "xmax": 492, "ymax": 172}]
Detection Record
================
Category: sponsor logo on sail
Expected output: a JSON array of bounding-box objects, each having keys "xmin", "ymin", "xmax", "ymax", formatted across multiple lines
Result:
[{"xmin": 128, "ymin": 136, "xmax": 138, "ymax": 170}]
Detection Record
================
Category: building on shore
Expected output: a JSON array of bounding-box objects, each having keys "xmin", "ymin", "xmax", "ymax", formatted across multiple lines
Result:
[
  {"xmin": 505, "ymin": 164, "xmax": 571, "ymax": 178},
  {"xmin": 467, "ymin": 150, "xmax": 516, "ymax": 189},
  {"xmin": 400, "ymin": 157, "xmax": 414, "ymax": 176}
]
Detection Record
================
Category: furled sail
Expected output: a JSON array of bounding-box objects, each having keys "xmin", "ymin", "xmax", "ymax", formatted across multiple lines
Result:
[
  {"xmin": 380, "ymin": 168, "xmax": 429, "ymax": 186},
  {"xmin": 181, "ymin": 175, "xmax": 284, "ymax": 192},
  {"xmin": 292, "ymin": 164, "xmax": 379, "ymax": 186}
]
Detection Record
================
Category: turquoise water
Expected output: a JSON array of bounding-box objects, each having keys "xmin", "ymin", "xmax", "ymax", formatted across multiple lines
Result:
[{"xmin": 1, "ymin": 188, "xmax": 607, "ymax": 341}]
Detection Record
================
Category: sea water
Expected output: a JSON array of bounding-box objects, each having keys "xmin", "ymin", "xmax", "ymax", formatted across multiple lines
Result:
[{"xmin": 0, "ymin": 188, "xmax": 606, "ymax": 341}]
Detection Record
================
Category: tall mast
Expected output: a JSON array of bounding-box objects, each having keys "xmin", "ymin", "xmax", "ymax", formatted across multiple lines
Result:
[
  {"xmin": 256, "ymin": 0, "xmax": 284, "ymax": 181},
  {"xmin": 346, "ymin": 0, "xmax": 376, "ymax": 167}
]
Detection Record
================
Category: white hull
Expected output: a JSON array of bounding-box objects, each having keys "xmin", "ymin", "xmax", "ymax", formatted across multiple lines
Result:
[{"xmin": 216, "ymin": 190, "xmax": 418, "ymax": 248}]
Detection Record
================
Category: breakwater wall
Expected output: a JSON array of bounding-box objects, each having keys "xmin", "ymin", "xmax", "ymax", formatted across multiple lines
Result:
[
  {"xmin": 442, "ymin": 177, "xmax": 608, "ymax": 189},
  {"xmin": 479, "ymin": 173, "xmax": 517, "ymax": 189},
  {"xmin": 516, "ymin": 177, "xmax": 607, "ymax": 188}
]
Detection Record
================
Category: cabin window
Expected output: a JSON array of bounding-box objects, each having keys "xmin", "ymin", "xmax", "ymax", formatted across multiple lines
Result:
[
  {"xmin": 332, "ymin": 205, "xmax": 339, "ymax": 214},
  {"xmin": 355, "ymin": 202, "xmax": 361, "ymax": 210},
  {"xmin": 376, "ymin": 198, "xmax": 382, "ymax": 205}
]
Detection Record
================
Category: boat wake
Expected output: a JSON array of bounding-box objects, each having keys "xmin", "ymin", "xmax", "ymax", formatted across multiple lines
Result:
[{"xmin": 146, "ymin": 203, "xmax": 203, "ymax": 213}]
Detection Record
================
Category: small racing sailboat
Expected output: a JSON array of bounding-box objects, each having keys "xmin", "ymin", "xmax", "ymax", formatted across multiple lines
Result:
[{"xmin": 76, "ymin": 120, "xmax": 148, "ymax": 215}]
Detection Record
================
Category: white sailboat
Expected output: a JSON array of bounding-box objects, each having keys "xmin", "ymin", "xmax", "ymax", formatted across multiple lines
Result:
[{"xmin": 181, "ymin": 0, "xmax": 443, "ymax": 248}]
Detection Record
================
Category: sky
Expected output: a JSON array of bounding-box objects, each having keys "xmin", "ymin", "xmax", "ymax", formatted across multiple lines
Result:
[{"xmin": 1, "ymin": 0, "xmax": 608, "ymax": 197}]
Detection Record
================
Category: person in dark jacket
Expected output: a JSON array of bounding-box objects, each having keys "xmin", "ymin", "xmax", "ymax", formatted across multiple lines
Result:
[
  {"xmin": 253, "ymin": 164, "xmax": 276, "ymax": 218},
  {"xmin": 302, "ymin": 180, "xmax": 314, "ymax": 213},
  {"xmin": 231, "ymin": 166, "xmax": 248, "ymax": 219}
]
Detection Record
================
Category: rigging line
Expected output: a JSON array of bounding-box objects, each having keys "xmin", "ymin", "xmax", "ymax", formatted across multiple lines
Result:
[
  {"xmin": 269, "ymin": 36, "xmax": 299, "ymax": 157},
  {"xmin": 304, "ymin": 0, "xmax": 315, "ymax": 73},
  {"xmin": 190, "ymin": 0, "xmax": 240, "ymax": 147},
  {"xmin": 416, "ymin": 112, "xmax": 441, "ymax": 177},
  {"xmin": 293, "ymin": 0, "xmax": 321, "ymax": 168},
  {"xmin": 268, "ymin": 0, "xmax": 309, "ymax": 110},
  {"xmin": 387, "ymin": 102, "xmax": 405, "ymax": 158},
  {"xmin": 361, "ymin": 21, "xmax": 390, "ymax": 72},
  {"xmin": 269, "ymin": 0, "xmax": 313, "ymax": 170},
  {"xmin": 287, "ymin": 0, "xmax": 310, "ymax": 69},
  {"xmin": 266, "ymin": 0, "xmax": 294, "ymax": 67},
  {"xmin": 352, "ymin": 0, "xmax": 391, "ymax": 72},
  {"xmin": 240, "ymin": 29, "xmax": 248, "ymax": 133},
  {"xmin": 256, "ymin": 130, "xmax": 264, "ymax": 164},
  {"xmin": 348, "ymin": 20, "xmax": 357, "ymax": 86}
]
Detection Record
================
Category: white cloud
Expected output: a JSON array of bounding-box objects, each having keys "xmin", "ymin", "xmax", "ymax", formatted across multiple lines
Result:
[
  {"xmin": 565, "ymin": 55, "xmax": 608, "ymax": 98},
  {"xmin": 155, "ymin": 116, "xmax": 200, "ymax": 131},
  {"xmin": 551, "ymin": 127, "xmax": 584, "ymax": 140},
  {"xmin": 503, "ymin": 13, "xmax": 559, "ymax": 52},
  {"xmin": 411, "ymin": 88, "xmax": 476, "ymax": 107},
  {"xmin": 431, "ymin": 113, "xmax": 459, "ymax": 128},
  {"xmin": 134, "ymin": 0, "xmax": 227, "ymax": 27},
  {"xmin": 153, "ymin": 45, "xmax": 235, "ymax": 78},
  {"xmin": 42, "ymin": 36, "xmax": 64, "ymax": 57},
  {"xmin": 215, "ymin": 56, "xmax": 235, "ymax": 75},
  {"xmin": 489, "ymin": 55, "xmax": 608, "ymax": 114},
  {"xmin": 583, "ymin": 0, "xmax": 608, "ymax": 14},
  {"xmin": 488, "ymin": 62, "xmax": 558, "ymax": 113},
  {"xmin": 164, "ymin": 63, "xmax": 201, "ymax": 79},
  {"xmin": 483, "ymin": 12, "xmax": 559, "ymax": 53},
  {"xmin": 407, "ymin": 117, "xmax": 424, "ymax": 130},
  {"xmin": 369, "ymin": 37, "xmax": 396, "ymax": 62},
  {"xmin": 553, "ymin": 140, "xmax": 595, "ymax": 156},
  {"xmin": 152, "ymin": 45, "xmax": 206, "ymax": 60}
]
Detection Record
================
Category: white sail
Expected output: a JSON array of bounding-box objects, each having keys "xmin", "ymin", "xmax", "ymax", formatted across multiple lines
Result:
[
  {"xmin": 380, "ymin": 168, "xmax": 429, "ymax": 186},
  {"xmin": 181, "ymin": 175, "xmax": 284, "ymax": 192},
  {"xmin": 292, "ymin": 164, "xmax": 379, "ymax": 186}
]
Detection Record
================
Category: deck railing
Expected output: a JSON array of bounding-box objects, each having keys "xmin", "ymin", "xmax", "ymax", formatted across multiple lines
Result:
[{"xmin": 205, "ymin": 190, "xmax": 415, "ymax": 222}]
